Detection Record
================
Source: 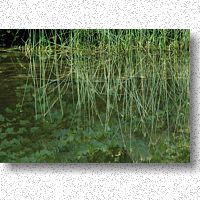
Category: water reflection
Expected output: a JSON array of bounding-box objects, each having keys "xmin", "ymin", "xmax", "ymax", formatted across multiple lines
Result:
[{"xmin": 0, "ymin": 48, "xmax": 190, "ymax": 163}]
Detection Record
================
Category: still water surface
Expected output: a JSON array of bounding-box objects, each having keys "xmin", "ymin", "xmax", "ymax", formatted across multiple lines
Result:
[{"xmin": 0, "ymin": 48, "xmax": 190, "ymax": 162}]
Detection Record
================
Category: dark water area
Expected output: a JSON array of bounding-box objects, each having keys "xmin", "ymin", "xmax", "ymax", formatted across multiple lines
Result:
[
  {"xmin": 0, "ymin": 48, "xmax": 190, "ymax": 163},
  {"xmin": 0, "ymin": 50, "xmax": 29, "ymax": 109},
  {"xmin": 0, "ymin": 30, "xmax": 28, "ymax": 47}
]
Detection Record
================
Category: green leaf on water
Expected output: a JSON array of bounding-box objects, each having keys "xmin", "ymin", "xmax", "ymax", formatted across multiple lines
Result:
[
  {"xmin": 30, "ymin": 127, "xmax": 40, "ymax": 134},
  {"xmin": 20, "ymin": 120, "xmax": 30, "ymax": 126},
  {"xmin": 5, "ymin": 107, "xmax": 13, "ymax": 114},
  {"xmin": 0, "ymin": 140, "xmax": 11, "ymax": 149},
  {"xmin": 0, "ymin": 114, "xmax": 5, "ymax": 122},
  {"xmin": 67, "ymin": 133, "xmax": 75, "ymax": 142},
  {"xmin": 76, "ymin": 144, "xmax": 89, "ymax": 156},
  {"xmin": 90, "ymin": 140, "xmax": 104, "ymax": 150},
  {"xmin": 6, "ymin": 122, "xmax": 11, "ymax": 126},
  {"xmin": 54, "ymin": 129, "xmax": 68, "ymax": 138},
  {"xmin": 128, "ymin": 139, "xmax": 151, "ymax": 162},
  {"xmin": 0, "ymin": 132, "xmax": 7, "ymax": 140},
  {"xmin": 5, "ymin": 127, "xmax": 14, "ymax": 134},
  {"xmin": 17, "ymin": 127, "xmax": 27, "ymax": 134}
]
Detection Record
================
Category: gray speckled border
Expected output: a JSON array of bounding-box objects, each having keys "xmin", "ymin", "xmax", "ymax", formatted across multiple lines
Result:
[{"xmin": 0, "ymin": 0, "xmax": 199, "ymax": 199}]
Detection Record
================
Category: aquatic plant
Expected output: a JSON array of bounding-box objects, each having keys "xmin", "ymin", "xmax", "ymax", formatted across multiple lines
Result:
[
  {"xmin": 0, "ymin": 29, "xmax": 190, "ymax": 163},
  {"xmin": 21, "ymin": 29, "xmax": 190, "ymax": 162}
]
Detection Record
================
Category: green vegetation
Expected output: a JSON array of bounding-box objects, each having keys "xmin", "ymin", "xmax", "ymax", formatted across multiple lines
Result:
[
  {"xmin": 24, "ymin": 29, "xmax": 189, "ymax": 53},
  {"xmin": 0, "ymin": 29, "xmax": 190, "ymax": 163}
]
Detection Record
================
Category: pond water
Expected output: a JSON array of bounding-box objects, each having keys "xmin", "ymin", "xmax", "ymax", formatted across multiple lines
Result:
[
  {"xmin": 0, "ymin": 50, "xmax": 29, "ymax": 108},
  {"xmin": 0, "ymin": 48, "xmax": 190, "ymax": 163}
]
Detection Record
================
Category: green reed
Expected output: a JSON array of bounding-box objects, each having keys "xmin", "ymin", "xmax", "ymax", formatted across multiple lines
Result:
[
  {"xmin": 23, "ymin": 29, "xmax": 190, "ymax": 162},
  {"xmin": 24, "ymin": 30, "xmax": 190, "ymax": 54}
]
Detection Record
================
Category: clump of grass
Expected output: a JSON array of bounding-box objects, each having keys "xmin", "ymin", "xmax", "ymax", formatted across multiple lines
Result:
[
  {"xmin": 23, "ymin": 29, "xmax": 190, "ymax": 162},
  {"xmin": 24, "ymin": 30, "xmax": 190, "ymax": 55}
]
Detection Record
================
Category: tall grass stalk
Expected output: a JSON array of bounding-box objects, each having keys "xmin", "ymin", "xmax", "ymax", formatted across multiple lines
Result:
[{"xmin": 24, "ymin": 29, "xmax": 190, "ymax": 162}]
